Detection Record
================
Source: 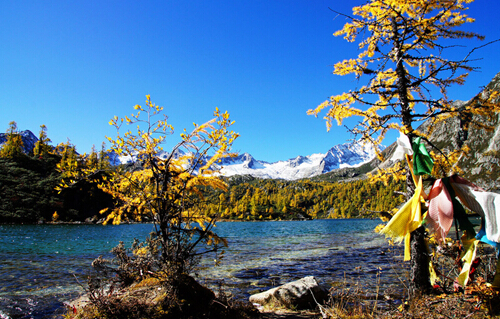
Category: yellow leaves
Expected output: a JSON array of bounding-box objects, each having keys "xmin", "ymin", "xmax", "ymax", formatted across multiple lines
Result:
[
  {"xmin": 368, "ymin": 161, "xmax": 406, "ymax": 186},
  {"xmin": 430, "ymin": 148, "xmax": 466, "ymax": 178},
  {"xmin": 91, "ymin": 95, "xmax": 239, "ymax": 228},
  {"xmin": 134, "ymin": 247, "xmax": 148, "ymax": 256},
  {"xmin": 374, "ymin": 223, "xmax": 386, "ymax": 233},
  {"xmin": 310, "ymin": 0, "xmax": 486, "ymax": 153},
  {"xmin": 326, "ymin": 101, "xmax": 362, "ymax": 126},
  {"xmin": 333, "ymin": 59, "xmax": 364, "ymax": 77}
]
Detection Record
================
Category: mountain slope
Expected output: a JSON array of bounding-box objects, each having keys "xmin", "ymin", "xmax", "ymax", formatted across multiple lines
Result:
[{"xmin": 420, "ymin": 71, "xmax": 500, "ymax": 189}]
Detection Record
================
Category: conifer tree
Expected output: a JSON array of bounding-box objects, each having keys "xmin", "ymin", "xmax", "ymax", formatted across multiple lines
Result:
[
  {"xmin": 33, "ymin": 125, "xmax": 52, "ymax": 157},
  {"xmin": 309, "ymin": 0, "xmax": 500, "ymax": 295},
  {"xmin": 0, "ymin": 121, "xmax": 24, "ymax": 158},
  {"xmin": 60, "ymin": 95, "xmax": 239, "ymax": 285},
  {"xmin": 55, "ymin": 141, "xmax": 79, "ymax": 180},
  {"xmin": 86, "ymin": 145, "xmax": 98, "ymax": 170}
]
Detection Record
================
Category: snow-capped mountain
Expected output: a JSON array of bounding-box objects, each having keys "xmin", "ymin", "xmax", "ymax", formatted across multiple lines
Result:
[
  {"xmin": 1, "ymin": 129, "xmax": 382, "ymax": 181},
  {"xmin": 109, "ymin": 148, "xmax": 187, "ymax": 166},
  {"xmin": 218, "ymin": 140, "xmax": 383, "ymax": 180},
  {"xmin": 111, "ymin": 139, "xmax": 381, "ymax": 180}
]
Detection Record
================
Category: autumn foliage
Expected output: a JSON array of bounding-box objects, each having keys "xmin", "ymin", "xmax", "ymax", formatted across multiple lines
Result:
[{"xmin": 309, "ymin": 0, "xmax": 500, "ymax": 296}]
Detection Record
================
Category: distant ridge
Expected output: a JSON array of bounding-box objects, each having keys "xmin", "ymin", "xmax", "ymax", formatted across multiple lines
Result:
[
  {"xmin": 0, "ymin": 130, "xmax": 383, "ymax": 181},
  {"xmin": 217, "ymin": 140, "xmax": 384, "ymax": 180}
]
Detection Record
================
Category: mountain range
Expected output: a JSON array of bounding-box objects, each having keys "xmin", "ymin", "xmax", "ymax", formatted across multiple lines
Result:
[
  {"xmin": 217, "ymin": 141, "xmax": 382, "ymax": 180},
  {"xmin": 0, "ymin": 129, "xmax": 382, "ymax": 181}
]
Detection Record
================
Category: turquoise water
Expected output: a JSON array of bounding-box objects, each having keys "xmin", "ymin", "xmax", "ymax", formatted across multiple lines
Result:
[{"xmin": 0, "ymin": 220, "xmax": 404, "ymax": 318}]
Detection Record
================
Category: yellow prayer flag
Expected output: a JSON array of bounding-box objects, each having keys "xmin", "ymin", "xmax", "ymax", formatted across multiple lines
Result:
[
  {"xmin": 380, "ymin": 176, "xmax": 423, "ymax": 261},
  {"xmin": 457, "ymin": 232, "xmax": 478, "ymax": 287}
]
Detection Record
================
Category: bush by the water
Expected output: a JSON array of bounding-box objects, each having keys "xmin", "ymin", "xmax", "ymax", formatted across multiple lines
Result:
[{"xmin": 68, "ymin": 239, "xmax": 259, "ymax": 319}]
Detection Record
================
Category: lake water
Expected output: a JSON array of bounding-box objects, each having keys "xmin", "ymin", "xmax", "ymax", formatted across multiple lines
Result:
[{"xmin": 0, "ymin": 219, "xmax": 406, "ymax": 319}]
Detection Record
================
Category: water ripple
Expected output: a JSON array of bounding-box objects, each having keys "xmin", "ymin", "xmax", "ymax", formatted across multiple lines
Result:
[{"xmin": 0, "ymin": 220, "xmax": 405, "ymax": 318}]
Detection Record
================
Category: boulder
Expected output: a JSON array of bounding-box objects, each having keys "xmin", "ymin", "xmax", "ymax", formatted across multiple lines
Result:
[{"xmin": 249, "ymin": 276, "xmax": 328, "ymax": 310}]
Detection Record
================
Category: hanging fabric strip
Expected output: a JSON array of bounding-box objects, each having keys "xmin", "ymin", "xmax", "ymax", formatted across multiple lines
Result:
[
  {"xmin": 442, "ymin": 178, "xmax": 476, "ymax": 239},
  {"xmin": 390, "ymin": 131, "xmax": 413, "ymax": 161},
  {"xmin": 457, "ymin": 232, "xmax": 479, "ymax": 287},
  {"xmin": 412, "ymin": 136, "xmax": 434, "ymax": 176},
  {"xmin": 450, "ymin": 176, "xmax": 500, "ymax": 243},
  {"xmin": 429, "ymin": 260, "xmax": 440, "ymax": 287},
  {"xmin": 380, "ymin": 176, "xmax": 423, "ymax": 261},
  {"xmin": 449, "ymin": 177, "xmax": 485, "ymax": 216},
  {"xmin": 427, "ymin": 179, "xmax": 454, "ymax": 242},
  {"xmin": 405, "ymin": 154, "xmax": 428, "ymax": 200},
  {"xmin": 469, "ymin": 190, "xmax": 500, "ymax": 243}
]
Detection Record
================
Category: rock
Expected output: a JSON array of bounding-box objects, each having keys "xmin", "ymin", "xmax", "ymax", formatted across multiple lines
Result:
[
  {"xmin": 174, "ymin": 273, "xmax": 216, "ymax": 308},
  {"xmin": 85, "ymin": 215, "xmax": 98, "ymax": 224},
  {"xmin": 249, "ymin": 276, "xmax": 328, "ymax": 310},
  {"xmin": 65, "ymin": 294, "xmax": 90, "ymax": 311}
]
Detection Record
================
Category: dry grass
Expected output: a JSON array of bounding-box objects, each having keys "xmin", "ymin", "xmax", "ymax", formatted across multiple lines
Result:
[{"xmin": 314, "ymin": 240, "xmax": 500, "ymax": 319}]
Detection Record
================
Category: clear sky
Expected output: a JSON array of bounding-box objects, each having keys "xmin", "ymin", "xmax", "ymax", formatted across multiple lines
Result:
[{"xmin": 1, "ymin": 0, "xmax": 499, "ymax": 163}]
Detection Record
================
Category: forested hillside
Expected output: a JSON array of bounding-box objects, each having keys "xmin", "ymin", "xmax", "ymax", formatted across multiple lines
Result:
[
  {"xmin": 0, "ymin": 123, "xmax": 113, "ymax": 223},
  {"xmin": 0, "ymin": 154, "xmax": 114, "ymax": 223},
  {"xmin": 199, "ymin": 175, "xmax": 404, "ymax": 220},
  {"xmin": 0, "ymin": 154, "xmax": 405, "ymax": 223}
]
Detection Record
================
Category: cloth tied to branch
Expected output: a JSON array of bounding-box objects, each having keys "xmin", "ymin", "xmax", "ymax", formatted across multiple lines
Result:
[
  {"xmin": 380, "ymin": 176, "xmax": 424, "ymax": 261},
  {"xmin": 450, "ymin": 176, "xmax": 500, "ymax": 244},
  {"xmin": 427, "ymin": 179, "xmax": 454, "ymax": 243},
  {"xmin": 412, "ymin": 137, "xmax": 434, "ymax": 176},
  {"xmin": 426, "ymin": 176, "xmax": 477, "ymax": 242},
  {"xmin": 425, "ymin": 175, "xmax": 500, "ymax": 287},
  {"xmin": 457, "ymin": 232, "xmax": 479, "ymax": 287},
  {"xmin": 390, "ymin": 131, "xmax": 413, "ymax": 161}
]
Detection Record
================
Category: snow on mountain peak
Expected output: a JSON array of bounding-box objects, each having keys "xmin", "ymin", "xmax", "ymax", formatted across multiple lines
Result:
[
  {"xmin": 110, "ymin": 139, "xmax": 382, "ymax": 180},
  {"xmin": 220, "ymin": 140, "xmax": 383, "ymax": 180}
]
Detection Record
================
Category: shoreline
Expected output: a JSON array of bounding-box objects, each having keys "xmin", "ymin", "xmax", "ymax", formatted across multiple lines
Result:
[{"xmin": 0, "ymin": 217, "xmax": 378, "ymax": 226}]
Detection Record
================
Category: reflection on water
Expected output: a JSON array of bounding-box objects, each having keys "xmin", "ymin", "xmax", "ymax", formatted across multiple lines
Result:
[{"xmin": 0, "ymin": 220, "xmax": 405, "ymax": 318}]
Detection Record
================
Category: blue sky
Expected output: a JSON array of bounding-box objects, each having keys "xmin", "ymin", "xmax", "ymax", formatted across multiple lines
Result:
[{"xmin": 1, "ymin": 0, "xmax": 499, "ymax": 163}]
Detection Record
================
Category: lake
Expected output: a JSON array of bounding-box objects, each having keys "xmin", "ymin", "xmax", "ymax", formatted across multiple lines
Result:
[{"xmin": 0, "ymin": 219, "xmax": 406, "ymax": 319}]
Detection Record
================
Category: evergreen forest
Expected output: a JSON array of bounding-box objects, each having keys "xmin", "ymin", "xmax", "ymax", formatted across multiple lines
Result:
[{"xmin": 0, "ymin": 123, "xmax": 405, "ymax": 223}]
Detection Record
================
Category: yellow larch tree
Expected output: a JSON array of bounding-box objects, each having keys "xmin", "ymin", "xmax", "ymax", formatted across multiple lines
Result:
[
  {"xmin": 33, "ymin": 125, "xmax": 52, "ymax": 158},
  {"xmin": 308, "ymin": 0, "xmax": 500, "ymax": 295},
  {"xmin": 98, "ymin": 95, "xmax": 239, "ymax": 278},
  {"xmin": 0, "ymin": 121, "xmax": 25, "ymax": 159}
]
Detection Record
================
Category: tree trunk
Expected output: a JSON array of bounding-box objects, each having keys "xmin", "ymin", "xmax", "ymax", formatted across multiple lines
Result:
[
  {"xmin": 405, "ymin": 153, "xmax": 431, "ymax": 296},
  {"xmin": 409, "ymin": 226, "xmax": 431, "ymax": 296}
]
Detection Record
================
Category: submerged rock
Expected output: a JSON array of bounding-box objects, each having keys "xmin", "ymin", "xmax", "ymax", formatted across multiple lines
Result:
[{"xmin": 249, "ymin": 276, "xmax": 328, "ymax": 310}]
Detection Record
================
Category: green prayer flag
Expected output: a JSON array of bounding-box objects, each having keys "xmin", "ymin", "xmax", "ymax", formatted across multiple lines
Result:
[{"xmin": 412, "ymin": 137, "xmax": 434, "ymax": 175}]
